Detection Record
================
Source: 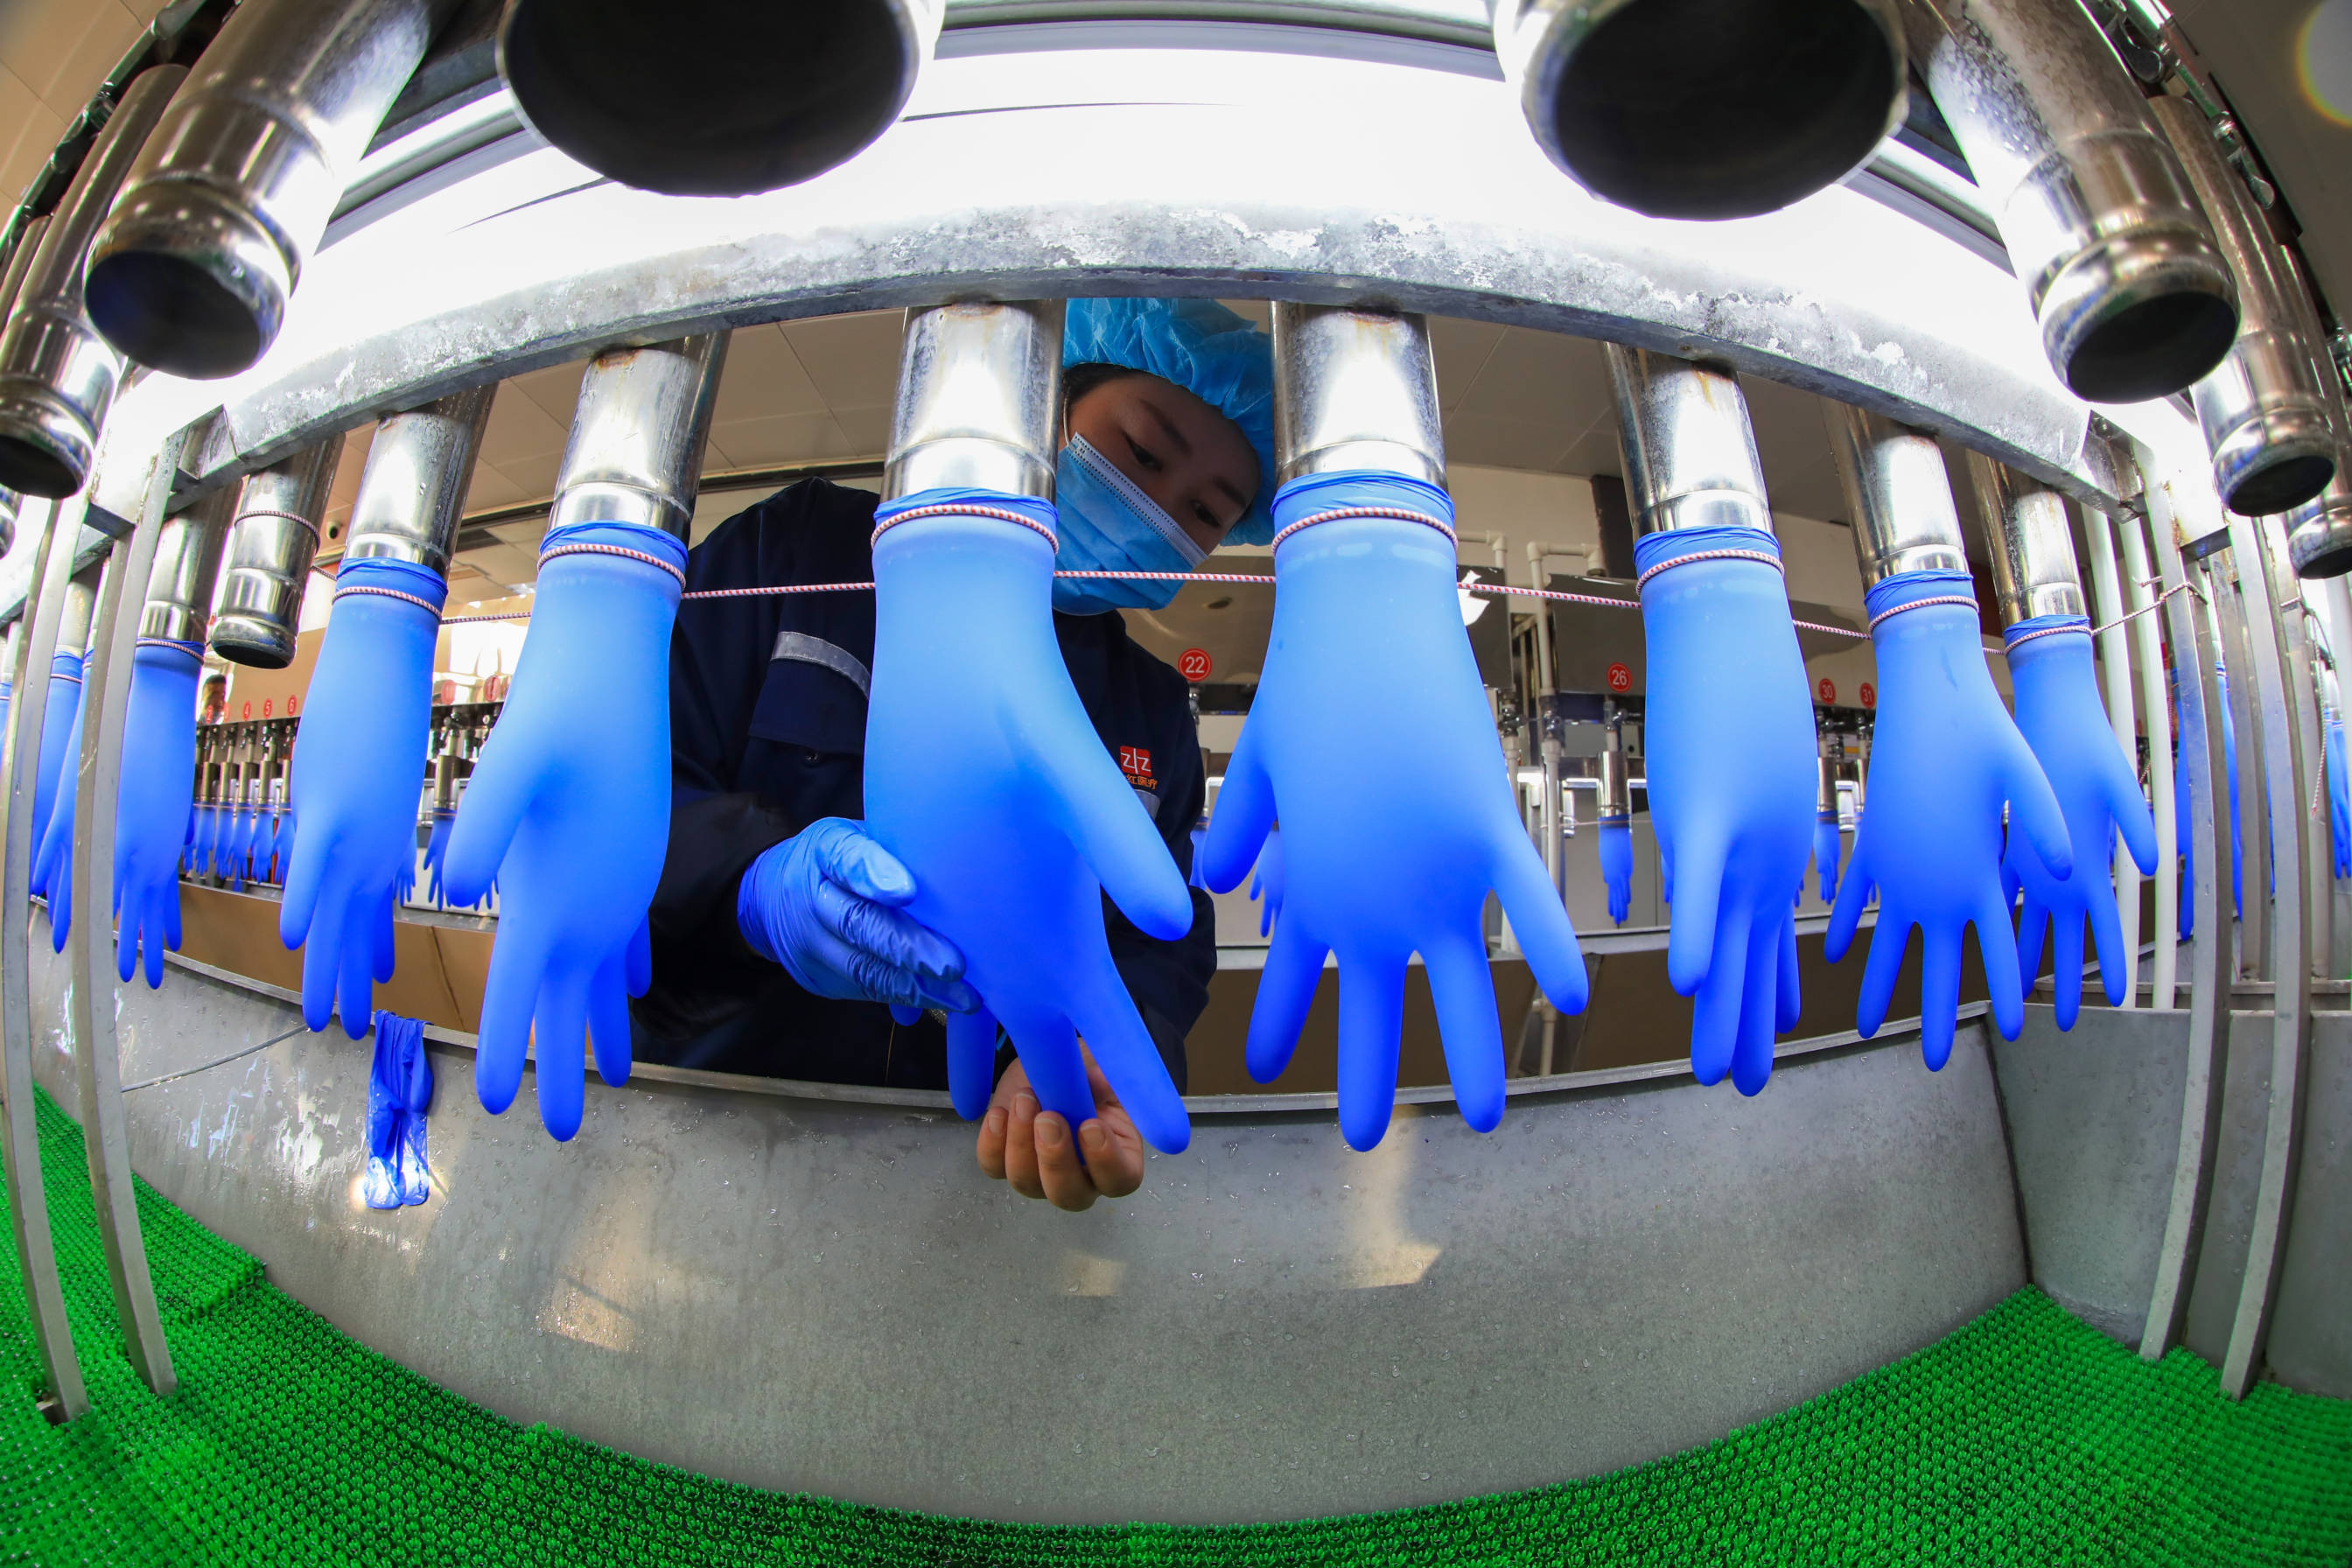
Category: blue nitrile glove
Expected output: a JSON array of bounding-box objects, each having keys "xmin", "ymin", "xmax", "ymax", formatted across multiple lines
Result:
[
  {"xmin": 30, "ymin": 661, "xmax": 87, "ymax": 949},
  {"xmin": 421, "ymin": 807, "xmax": 454, "ymax": 906},
  {"xmin": 363, "ymin": 1012, "xmax": 434, "ymax": 1209},
  {"xmin": 1637, "ymin": 526, "xmax": 1816, "ymax": 1096},
  {"xmin": 1201, "ymin": 474, "xmax": 1586, "ymax": 1150},
  {"xmin": 1600, "ymin": 815, "xmax": 1634, "ymax": 927},
  {"xmin": 281, "ymin": 558, "xmax": 445, "ymax": 1039},
  {"xmin": 2327, "ymin": 717, "xmax": 2348, "ymax": 879},
  {"xmin": 443, "ymin": 522, "xmax": 685, "ymax": 1141},
  {"xmin": 27, "ymin": 648, "xmax": 84, "ymax": 864},
  {"xmin": 1827, "ymin": 570, "xmax": 2071, "ymax": 1068},
  {"xmin": 225, "ymin": 788, "xmax": 256, "ymax": 889},
  {"xmin": 1247, "ymin": 825, "xmax": 1284, "ymax": 938},
  {"xmin": 2174, "ymin": 668, "xmax": 2244, "ymax": 938},
  {"xmin": 738, "ymin": 816, "xmax": 978, "ymax": 1015},
  {"xmin": 2000, "ymin": 618, "xmax": 2160, "ymax": 1028},
  {"xmin": 113, "ymin": 640, "xmax": 204, "ymax": 988},
  {"xmin": 865, "ymin": 490, "xmax": 1199, "ymax": 1142}
]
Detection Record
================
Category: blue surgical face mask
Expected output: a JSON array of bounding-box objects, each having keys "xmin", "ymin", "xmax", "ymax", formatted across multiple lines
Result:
[{"xmin": 1051, "ymin": 434, "xmax": 1208, "ymax": 614}]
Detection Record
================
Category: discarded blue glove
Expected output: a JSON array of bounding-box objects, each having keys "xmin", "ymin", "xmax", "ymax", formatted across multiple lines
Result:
[
  {"xmin": 738, "ymin": 816, "xmax": 978, "ymax": 1013},
  {"xmin": 363, "ymin": 1011, "xmax": 433, "ymax": 1209},
  {"xmin": 1201, "ymin": 473, "xmax": 1586, "ymax": 1149},
  {"xmin": 1813, "ymin": 809, "xmax": 1843, "ymax": 906},
  {"xmin": 1638, "ymin": 525, "xmax": 1816, "ymax": 1095},
  {"xmin": 866, "ymin": 489, "xmax": 1196, "ymax": 1151},
  {"xmin": 113, "ymin": 639, "xmax": 203, "ymax": 987},
  {"xmin": 281, "ymin": 559, "xmax": 444, "ymax": 1039},
  {"xmin": 2174, "ymin": 667, "xmax": 2243, "ymax": 938},
  {"xmin": 2000, "ymin": 618, "xmax": 2159, "ymax": 1028},
  {"xmin": 1827, "ymin": 570, "xmax": 2071, "ymax": 1068},
  {"xmin": 444, "ymin": 522, "xmax": 684, "ymax": 1140},
  {"xmin": 1247, "ymin": 824, "xmax": 1284, "ymax": 938},
  {"xmin": 2328, "ymin": 715, "xmax": 2349, "ymax": 880},
  {"xmin": 27, "ymin": 648, "xmax": 83, "ymax": 864},
  {"xmin": 1600, "ymin": 814, "xmax": 1634, "ymax": 927},
  {"xmin": 29, "ymin": 660, "xmax": 86, "ymax": 950}
]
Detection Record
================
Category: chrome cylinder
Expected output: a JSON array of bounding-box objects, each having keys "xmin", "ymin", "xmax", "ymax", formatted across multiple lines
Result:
[
  {"xmin": 211, "ymin": 437, "xmax": 346, "ymax": 668},
  {"xmin": 1824, "ymin": 404, "xmax": 1970, "ymax": 585},
  {"xmin": 499, "ymin": 0, "xmax": 943, "ymax": 198},
  {"xmin": 1271, "ymin": 304, "xmax": 1446, "ymax": 486},
  {"xmin": 1604, "ymin": 346, "xmax": 1772, "ymax": 538},
  {"xmin": 0, "ymin": 488, "xmax": 18, "ymax": 559},
  {"xmin": 1492, "ymin": 0, "xmax": 1904, "ymax": 221},
  {"xmin": 549, "ymin": 336, "xmax": 729, "ymax": 540},
  {"xmin": 57, "ymin": 578, "xmax": 94, "ymax": 662},
  {"xmin": 0, "ymin": 68, "xmax": 183, "ymax": 498},
  {"xmin": 0, "ymin": 221, "xmax": 43, "ymax": 556},
  {"xmin": 1969, "ymin": 454, "xmax": 2088, "ymax": 625},
  {"xmin": 2150, "ymin": 96, "xmax": 2336, "ymax": 517},
  {"xmin": 137, "ymin": 486, "xmax": 238, "ymax": 645},
  {"xmin": 1905, "ymin": 0, "xmax": 2237, "ymax": 403},
  {"xmin": 1816, "ymin": 753, "xmax": 1841, "ymax": 816},
  {"xmin": 885, "ymin": 301, "xmax": 1064, "ymax": 502},
  {"xmin": 84, "ymin": 0, "xmax": 461, "ymax": 381},
  {"xmin": 1598, "ymin": 744, "xmax": 1629, "ymax": 819},
  {"xmin": 2285, "ymin": 472, "xmax": 2352, "ymax": 579},
  {"xmin": 342, "ymin": 388, "xmax": 494, "ymax": 575}
]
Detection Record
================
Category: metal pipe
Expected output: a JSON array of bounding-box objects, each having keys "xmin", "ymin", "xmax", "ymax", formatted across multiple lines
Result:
[
  {"xmin": 0, "ymin": 215, "xmax": 50, "ymax": 556},
  {"xmin": 138, "ymin": 487, "xmax": 236, "ymax": 646},
  {"xmin": 2211, "ymin": 558, "xmax": 2268, "ymax": 977},
  {"xmin": 1903, "ymin": 0, "xmax": 2238, "ymax": 402},
  {"xmin": 2110, "ymin": 508, "xmax": 2173, "ymax": 998},
  {"xmin": 498, "ymin": 0, "xmax": 943, "ymax": 199},
  {"xmin": 1490, "ymin": 0, "xmax": 1905, "ymax": 220},
  {"xmin": 2285, "ymin": 465, "xmax": 2352, "ymax": 578},
  {"xmin": 84, "ymin": 0, "xmax": 464, "ymax": 381},
  {"xmin": 1824, "ymin": 405, "xmax": 1969, "ymax": 584},
  {"xmin": 2267, "ymin": 522, "xmax": 2333, "ymax": 975},
  {"xmin": 210, "ymin": 436, "xmax": 345, "ymax": 668},
  {"xmin": 342, "ymin": 388, "xmax": 495, "ymax": 574},
  {"xmin": 1604, "ymin": 346, "xmax": 1773, "ymax": 538},
  {"xmin": 0, "ymin": 66, "xmax": 183, "ymax": 498},
  {"xmin": 1271, "ymin": 304, "xmax": 1446, "ymax": 487},
  {"xmin": 2149, "ymin": 95, "xmax": 2336, "ymax": 518},
  {"xmin": 2082, "ymin": 502, "xmax": 2143, "ymax": 1004},
  {"xmin": 884, "ymin": 302, "xmax": 1064, "ymax": 502},
  {"xmin": 549, "ymin": 336, "xmax": 729, "ymax": 540},
  {"xmin": 1968, "ymin": 456, "xmax": 2090, "ymax": 626}
]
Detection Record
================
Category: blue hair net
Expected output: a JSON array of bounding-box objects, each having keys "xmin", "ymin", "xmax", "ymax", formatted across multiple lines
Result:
[{"xmin": 1063, "ymin": 298, "xmax": 1278, "ymax": 546}]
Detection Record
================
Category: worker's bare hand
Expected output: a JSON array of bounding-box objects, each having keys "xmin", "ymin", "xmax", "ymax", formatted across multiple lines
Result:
[{"xmin": 975, "ymin": 1045, "xmax": 1145, "ymax": 1211}]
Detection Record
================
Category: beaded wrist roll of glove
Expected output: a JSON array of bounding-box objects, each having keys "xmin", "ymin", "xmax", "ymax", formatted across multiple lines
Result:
[{"xmin": 1266, "ymin": 502, "xmax": 1456, "ymax": 551}]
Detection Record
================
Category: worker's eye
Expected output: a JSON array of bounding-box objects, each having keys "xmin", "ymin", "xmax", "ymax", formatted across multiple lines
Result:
[
  {"xmin": 1193, "ymin": 501, "xmax": 1220, "ymax": 531},
  {"xmin": 1125, "ymin": 434, "xmax": 1162, "ymax": 472}
]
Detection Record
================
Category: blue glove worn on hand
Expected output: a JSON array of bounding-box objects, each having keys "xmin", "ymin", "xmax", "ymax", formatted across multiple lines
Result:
[
  {"xmin": 1247, "ymin": 825, "xmax": 1284, "ymax": 939},
  {"xmin": 30, "ymin": 658, "xmax": 87, "ymax": 949},
  {"xmin": 2327, "ymin": 716, "xmax": 2349, "ymax": 880},
  {"xmin": 2000, "ymin": 618, "xmax": 2159, "ymax": 1028},
  {"xmin": 281, "ymin": 558, "xmax": 445, "ymax": 1039},
  {"xmin": 1200, "ymin": 474, "xmax": 1586, "ymax": 1149},
  {"xmin": 363, "ymin": 1011, "xmax": 434, "ymax": 1209},
  {"xmin": 1600, "ymin": 815, "xmax": 1634, "ymax": 927},
  {"xmin": 739, "ymin": 816, "xmax": 978, "ymax": 1014},
  {"xmin": 865, "ymin": 490, "xmax": 1197, "ymax": 1144},
  {"xmin": 443, "ymin": 522, "xmax": 685, "ymax": 1140},
  {"xmin": 113, "ymin": 640, "xmax": 203, "ymax": 987},
  {"xmin": 1813, "ymin": 811, "xmax": 1843, "ymax": 906},
  {"xmin": 1827, "ymin": 570, "xmax": 2071, "ymax": 1067},
  {"xmin": 1637, "ymin": 526, "xmax": 1816, "ymax": 1096},
  {"xmin": 28, "ymin": 648, "xmax": 84, "ymax": 870}
]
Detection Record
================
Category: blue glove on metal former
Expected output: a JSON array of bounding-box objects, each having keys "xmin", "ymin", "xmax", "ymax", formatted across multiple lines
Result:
[
  {"xmin": 1247, "ymin": 824, "xmax": 1284, "ymax": 939},
  {"xmin": 27, "ymin": 648, "xmax": 83, "ymax": 869},
  {"xmin": 1200, "ymin": 474, "xmax": 1586, "ymax": 1149},
  {"xmin": 444, "ymin": 522, "xmax": 686, "ymax": 1141},
  {"xmin": 2000, "ymin": 617, "xmax": 2159, "ymax": 1028},
  {"xmin": 281, "ymin": 558, "xmax": 444, "ymax": 1039},
  {"xmin": 738, "ymin": 816, "xmax": 977, "ymax": 1015},
  {"xmin": 363, "ymin": 1011, "xmax": 434, "ymax": 1209},
  {"xmin": 113, "ymin": 639, "xmax": 203, "ymax": 987},
  {"xmin": 2174, "ymin": 667, "xmax": 2244, "ymax": 938},
  {"xmin": 30, "ymin": 658, "xmax": 87, "ymax": 949},
  {"xmin": 1600, "ymin": 815, "xmax": 1634, "ymax": 927},
  {"xmin": 2328, "ymin": 716, "xmax": 2349, "ymax": 880},
  {"xmin": 866, "ymin": 490, "xmax": 1196, "ymax": 1142},
  {"xmin": 1636, "ymin": 525, "xmax": 1816, "ymax": 1096},
  {"xmin": 421, "ymin": 807, "xmax": 454, "ymax": 907},
  {"xmin": 1827, "ymin": 570, "xmax": 2071, "ymax": 1067}
]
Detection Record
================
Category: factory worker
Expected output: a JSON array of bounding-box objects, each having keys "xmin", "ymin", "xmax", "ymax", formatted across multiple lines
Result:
[{"xmin": 636, "ymin": 298, "xmax": 1275, "ymax": 1211}]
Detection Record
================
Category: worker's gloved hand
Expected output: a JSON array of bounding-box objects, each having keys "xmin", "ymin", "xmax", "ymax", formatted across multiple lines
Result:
[
  {"xmin": 1600, "ymin": 814, "xmax": 1634, "ymax": 927},
  {"xmin": 2001, "ymin": 619, "xmax": 2158, "ymax": 1028},
  {"xmin": 1247, "ymin": 825, "xmax": 1284, "ymax": 938},
  {"xmin": 28, "ymin": 648, "xmax": 84, "ymax": 865},
  {"xmin": 2327, "ymin": 715, "xmax": 2349, "ymax": 879},
  {"xmin": 1638, "ymin": 526, "xmax": 1816, "ymax": 1095},
  {"xmin": 444, "ymin": 522, "xmax": 686, "ymax": 1141},
  {"xmin": 421, "ymin": 807, "xmax": 454, "ymax": 907},
  {"xmin": 282, "ymin": 559, "xmax": 444, "ymax": 1039},
  {"xmin": 738, "ymin": 816, "xmax": 978, "ymax": 1013},
  {"xmin": 1201, "ymin": 474, "xmax": 1586, "ymax": 1150},
  {"xmin": 1827, "ymin": 571, "xmax": 2071, "ymax": 1067},
  {"xmin": 112, "ymin": 640, "xmax": 204, "ymax": 988},
  {"xmin": 866, "ymin": 490, "xmax": 1197, "ymax": 1152},
  {"xmin": 29, "ymin": 662, "xmax": 87, "ymax": 950}
]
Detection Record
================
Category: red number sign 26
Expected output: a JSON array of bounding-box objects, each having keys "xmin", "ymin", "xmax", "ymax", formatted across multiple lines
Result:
[{"xmin": 1605, "ymin": 662, "xmax": 1632, "ymax": 693}]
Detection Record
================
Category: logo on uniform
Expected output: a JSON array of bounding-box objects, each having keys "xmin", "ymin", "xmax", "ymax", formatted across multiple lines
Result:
[{"xmin": 1118, "ymin": 746, "xmax": 1155, "ymax": 790}]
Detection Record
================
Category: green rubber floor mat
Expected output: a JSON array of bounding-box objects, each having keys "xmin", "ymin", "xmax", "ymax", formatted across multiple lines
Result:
[{"xmin": 1, "ymin": 1084, "xmax": 2348, "ymax": 1565}]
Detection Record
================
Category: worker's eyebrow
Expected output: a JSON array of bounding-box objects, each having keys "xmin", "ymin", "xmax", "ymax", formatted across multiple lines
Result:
[
  {"xmin": 1213, "ymin": 476, "xmax": 1248, "ymax": 514},
  {"xmin": 1144, "ymin": 399, "xmax": 1193, "ymax": 456}
]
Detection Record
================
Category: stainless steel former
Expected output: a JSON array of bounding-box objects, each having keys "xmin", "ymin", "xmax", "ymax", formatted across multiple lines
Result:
[
  {"xmin": 136, "ymin": 486, "xmax": 236, "ymax": 646},
  {"xmin": 1904, "ymin": 0, "xmax": 2238, "ymax": 403},
  {"xmin": 1604, "ymin": 346, "xmax": 1773, "ymax": 538},
  {"xmin": 1491, "ymin": 0, "xmax": 1905, "ymax": 220},
  {"xmin": 1599, "ymin": 745, "xmax": 1629, "ymax": 818},
  {"xmin": 498, "ymin": 0, "xmax": 944, "ymax": 198},
  {"xmin": 548, "ymin": 336, "xmax": 729, "ymax": 542},
  {"xmin": 84, "ymin": 0, "xmax": 462, "ymax": 380},
  {"xmin": 209, "ymin": 437, "xmax": 345, "ymax": 668},
  {"xmin": 0, "ymin": 67, "xmax": 183, "ymax": 498},
  {"xmin": 2285, "ymin": 470, "xmax": 2352, "ymax": 578},
  {"xmin": 1970, "ymin": 454, "xmax": 2090, "ymax": 625},
  {"xmin": 341, "ymin": 388, "xmax": 494, "ymax": 574},
  {"xmin": 1270, "ymin": 304, "xmax": 1446, "ymax": 487},
  {"xmin": 1825, "ymin": 403, "xmax": 1970, "ymax": 584},
  {"xmin": 2150, "ymin": 95, "xmax": 2336, "ymax": 519},
  {"xmin": 884, "ymin": 301, "xmax": 1064, "ymax": 501}
]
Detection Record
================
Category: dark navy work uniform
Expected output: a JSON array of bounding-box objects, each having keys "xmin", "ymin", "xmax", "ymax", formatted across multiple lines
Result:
[{"xmin": 632, "ymin": 478, "xmax": 1217, "ymax": 1090}]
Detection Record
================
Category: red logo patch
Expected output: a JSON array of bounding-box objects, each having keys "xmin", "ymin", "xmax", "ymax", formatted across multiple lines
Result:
[{"xmin": 1118, "ymin": 746, "xmax": 1155, "ymax": 790}]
